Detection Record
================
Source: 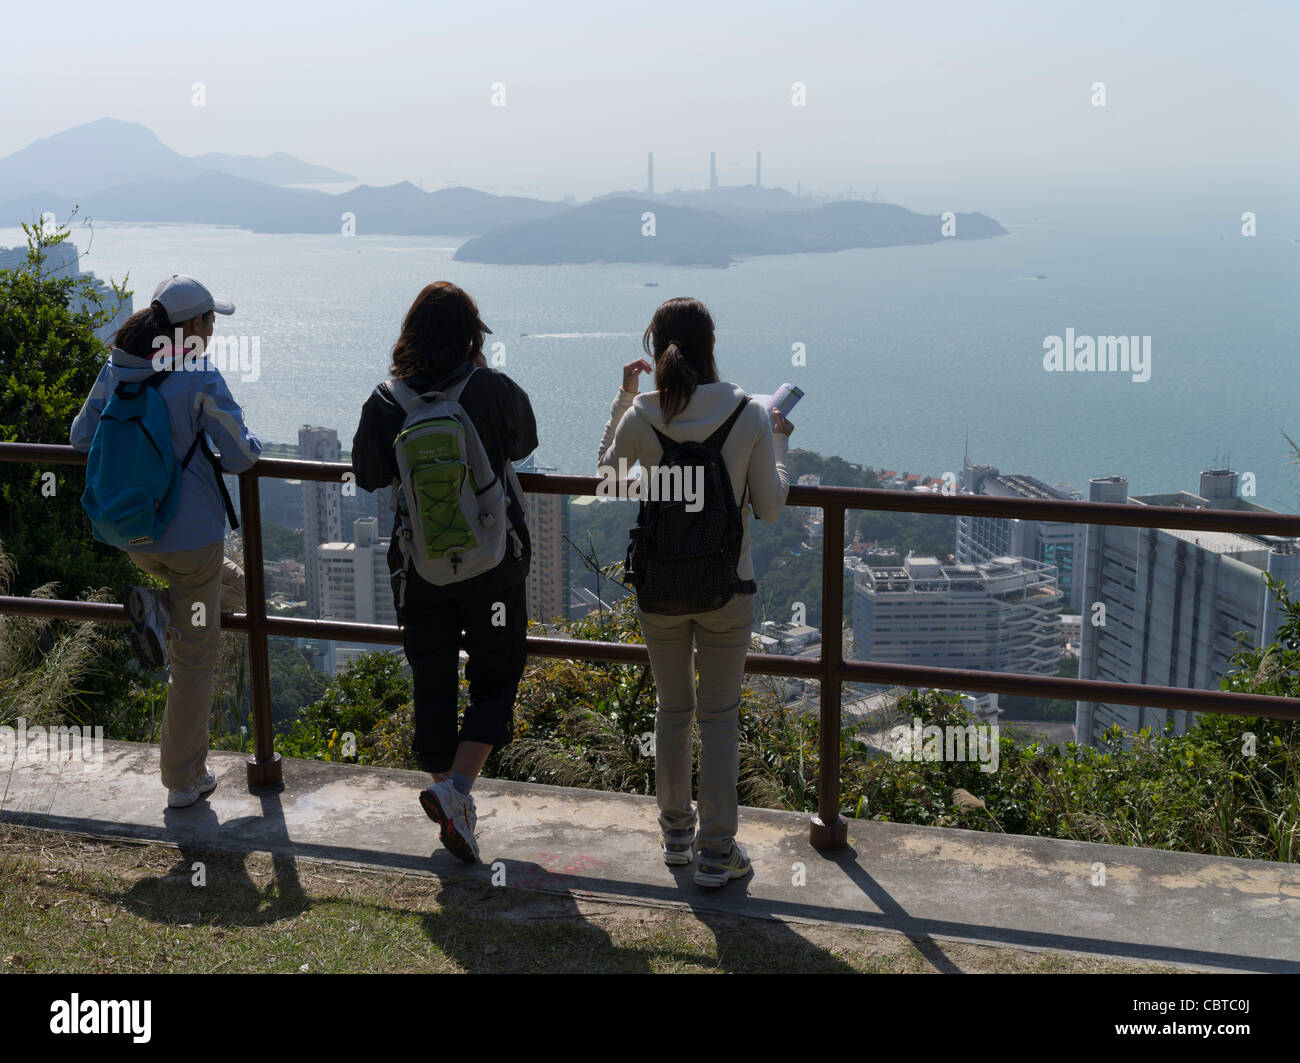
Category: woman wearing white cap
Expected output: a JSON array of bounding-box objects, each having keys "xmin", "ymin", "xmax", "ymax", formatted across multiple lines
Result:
[{"xmin": 71, "ymin": 275, "xmax": 262, "ymax": 808}]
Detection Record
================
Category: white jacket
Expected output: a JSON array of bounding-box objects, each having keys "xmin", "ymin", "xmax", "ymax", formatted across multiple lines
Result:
[{"xmin": 597, "ymin": 380, "xmax": 790, "ymax": 582}]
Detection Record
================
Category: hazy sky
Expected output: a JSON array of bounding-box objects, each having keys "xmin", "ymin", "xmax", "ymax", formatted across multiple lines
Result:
[{"xmin": 3, "ymin": 0, "xmax": 1298, "ymax": 221}]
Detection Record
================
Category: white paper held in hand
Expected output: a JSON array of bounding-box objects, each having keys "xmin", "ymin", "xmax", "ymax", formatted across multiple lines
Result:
[{"xmin": 754, "ymin": 383, "xmax": 804, "ymax": 419}]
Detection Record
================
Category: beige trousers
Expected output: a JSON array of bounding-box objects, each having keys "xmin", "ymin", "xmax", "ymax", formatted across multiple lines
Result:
[
  {"xmin": 131, "ymin": 542, "xmax": 245, "ymax": 790},
  {"xmin": 637, "ymin": 592, "xmax": 754, "ymax": 851}
]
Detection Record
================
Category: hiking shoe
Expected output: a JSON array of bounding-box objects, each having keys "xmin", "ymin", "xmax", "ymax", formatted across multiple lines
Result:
[
  {"xmin": 661, "ymin": 829, "xmax": 695, "ymax": 866},
  {"xmin": 694, "ymin": 840, "xmax": 752, "ymax": 887},
  {"xmin": 127, "ymin": 586, "xmax": 171, "ymax": 669},
  {"xmin": 420, "ymin": 779, "xmax": 480, "ymax": 863},
  {"xmin": 168, "ymin": 768, "xmax": 217, "ymax": 809}
]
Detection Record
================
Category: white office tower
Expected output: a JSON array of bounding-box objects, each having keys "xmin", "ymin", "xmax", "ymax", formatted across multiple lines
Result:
[
  {"xmin": 851, "ymin": 555, "xmax": 1062, "ymax": 679},
  {"xmin": 318, "ymin": 517, "xmax": 398, "ymax": 673},
  {"xmin": 955, "ymin": 459, "xmax": 1086, "ymax": 612},
  {"xmin": 299, "ymin": 426, "xmax": 342, "ymax": 617},
  {"xmin": 1075, "ymin": 470, "xmax": 1300, "ymax": 747},
  {"xmin": 0, "ymin": 240, "xmax": 132, "ymax": 341},
  {"xmin": 516, "ymin": 454, "xmax": 570, "ymax": 624}
]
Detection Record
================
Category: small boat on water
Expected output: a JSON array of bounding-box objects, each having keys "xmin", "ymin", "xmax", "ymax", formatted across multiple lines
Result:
[{"xmin": 644, "ymin": 281, "xmax": 659, "ymax": 287}]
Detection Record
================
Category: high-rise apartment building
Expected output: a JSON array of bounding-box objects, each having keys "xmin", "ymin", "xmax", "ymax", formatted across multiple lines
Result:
[
  {"xmin": 516, "ymin": 455, "xmax": 570, "ymax": 624},
  {"xmin": 1, "ymin": 240, "xmax": 132, "ymax": 342},
  {"xmin": 955, "ymin": 459, "xmax": 1086, "ymax": 612},
  {"xmin": 318, "ymin": 516, "xmax": 399, "ymax": 674},
  {"xmin": 299, "ymin": 426, "xmax": 342, "ymax": 617},
  {"xmin": 1075, "ymin": 470, "xmax": 1300, "ymax": 746},
  {"xmin": 318, "ymin": 516, "xmax": 397, "ymax": 626},
  {"xmin": 851, "ymin": 555, "xmax": 1062, "ymax": 678}
]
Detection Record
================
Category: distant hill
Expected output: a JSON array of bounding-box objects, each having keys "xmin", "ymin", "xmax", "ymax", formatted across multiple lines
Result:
[
  {"xmin": 0, "ymin": 172, "xmax": 566, "ymax": 236},
  {"xmin": 0, "ymin": 118, "xmax": 355, "ymax": 201},
  {"xmin": 454, "ymin": 198, "xmax": 747, "ymax": 266},
  {"xmin": 190, "ymin": 151, "xmax": 354, "ymax": 186},
  {"xmin": 454, "ymin": 197, "xmax": 1008, "ymax": 265}
]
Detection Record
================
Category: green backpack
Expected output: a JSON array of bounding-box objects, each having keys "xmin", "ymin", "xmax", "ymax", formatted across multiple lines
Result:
[{"xmin": 387, "ymin": 369, "xmax": 514, "ymax": 587}]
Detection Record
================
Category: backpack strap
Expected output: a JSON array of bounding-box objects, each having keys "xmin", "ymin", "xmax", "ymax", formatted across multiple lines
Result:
[
  {"xmin": 113, "ymin": 368, "xmax": 170, "ymax": 399},
  {"xmin": 714, "ymin": 397, "xmax": 755, "ymax": 595},
  {"xmin": 706, "ymin": 396, "xmax": 750, "ymax": 450},
  {"xmin": 644, "ymin": 395, "xmax": 750, "ymax": 453},
  {"xmin": 188, "ymin": 436, "xmax": 240, "ymax": 531},
  {"xmin": 385, "ymin": 377, "xmax": 425, "ymax": 416},
  {"xmin": 385, "ymin": 366, "xmax": 479, "ymax": 415}
]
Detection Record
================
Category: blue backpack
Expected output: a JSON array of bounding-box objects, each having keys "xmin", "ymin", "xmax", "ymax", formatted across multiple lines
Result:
[{"xmin": 81, "ymin": 369, "xmax": 237, "ymax": 548}]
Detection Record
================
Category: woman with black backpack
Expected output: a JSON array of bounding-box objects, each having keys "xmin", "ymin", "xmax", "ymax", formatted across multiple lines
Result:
[{"xmin": 597, "ymin": 297, "xmax": 792, "ymax": 887}]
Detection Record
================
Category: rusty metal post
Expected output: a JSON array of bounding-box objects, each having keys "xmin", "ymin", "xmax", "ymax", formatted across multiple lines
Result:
[
  {"xmin": 238, "ymin": 470, "xmax": 282, "ymax": 790},
  {"xmin": 810, "ymin": 501, "xmax": 849, "ymax": 850}
]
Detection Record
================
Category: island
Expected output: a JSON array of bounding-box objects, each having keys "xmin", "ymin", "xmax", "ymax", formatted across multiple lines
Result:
[{"xmin": 453, "ymin": 197, "xmax": 1008, "ymax": 266}]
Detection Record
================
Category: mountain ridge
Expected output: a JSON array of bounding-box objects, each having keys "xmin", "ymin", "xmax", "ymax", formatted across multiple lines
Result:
[{"xmin": 0, "ymin": 118, "xmax": 355, "ymax": 201}]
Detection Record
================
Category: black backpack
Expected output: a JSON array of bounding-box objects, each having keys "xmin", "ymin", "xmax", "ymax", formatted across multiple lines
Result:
[{"xmin": 624, "ymin": 396, "xmax": 757, "ymax": 614}]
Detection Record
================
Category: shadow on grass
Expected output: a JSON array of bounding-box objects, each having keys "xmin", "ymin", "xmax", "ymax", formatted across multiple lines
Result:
[{"xmin": 87, "ymin": 792, "xmax": 308, "ymax": 928}]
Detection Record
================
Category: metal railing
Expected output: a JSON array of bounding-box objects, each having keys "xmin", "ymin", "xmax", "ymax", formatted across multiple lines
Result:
[{"xmin": 3, "ymin": 440, "xmax": 1300, "ymax": 850}]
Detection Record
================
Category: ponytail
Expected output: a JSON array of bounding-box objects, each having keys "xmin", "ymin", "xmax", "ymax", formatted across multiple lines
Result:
[
  {"xmin": 643, "ymin": 298, "xmax": 718, "ymax": 423},
  {"xmin": 113, "ymin": 300, "xmax": 173, "ymax": 357},
  {"xmin": 655, "ymin": 341, "xmax": 697, "ymax": 422}
]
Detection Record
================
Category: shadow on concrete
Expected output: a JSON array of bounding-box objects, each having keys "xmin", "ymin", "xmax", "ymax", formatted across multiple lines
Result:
[{"xmin": 78, "ymin": 793, "xmax": 308, "ymax": 929}]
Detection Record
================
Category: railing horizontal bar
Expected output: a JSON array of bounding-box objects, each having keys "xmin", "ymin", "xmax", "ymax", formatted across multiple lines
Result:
[
  {"xmin": 5, "ymin": 594, "xmax": 1294, "ymax": 720},
  {"xmin": 834, "ymin": 660, "xmax": 1300, "ymax": 719},
  {"xmin": 5, "ymin": 442, "xmax": 1296, "ymax": 536}
]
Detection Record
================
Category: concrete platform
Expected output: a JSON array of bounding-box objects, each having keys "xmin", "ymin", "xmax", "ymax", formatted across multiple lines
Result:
[{"xmin": 3, "ymin": 740, "xmax": 1299, "ymax": 972}]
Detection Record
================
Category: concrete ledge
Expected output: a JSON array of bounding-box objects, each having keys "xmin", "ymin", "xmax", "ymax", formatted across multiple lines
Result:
[{"xmin": 3, "ymin": 740, "xmax": 1299, "ymax": 971}]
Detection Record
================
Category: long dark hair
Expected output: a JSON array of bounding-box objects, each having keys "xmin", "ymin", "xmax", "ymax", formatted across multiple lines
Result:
[
  {"xmin": 113, "ymin": 300, "xmax": 211, "ymax": 357},
  {"xmin": 643, "ymin": 297, "xmax": 718, "ymax": 422},
  {"xmin": 391, "ymin": 282, "xmax": 489, "ymax": 379}
]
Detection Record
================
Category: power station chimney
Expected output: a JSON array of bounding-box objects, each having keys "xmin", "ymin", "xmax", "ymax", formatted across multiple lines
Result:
[
  {"xmin": 709, "ymin": 151, "xmax": 717, "ymax": 191},
  {"xmin": 755, "ymin": 151, "xmax": 761, "ymax": 187},
  {"xmin": 647, "ymin": 152, "xmax": 654, "ymax": 195}
]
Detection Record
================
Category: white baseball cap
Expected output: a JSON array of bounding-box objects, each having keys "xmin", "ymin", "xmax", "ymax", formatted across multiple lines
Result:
[{"xmin": 151, "ymin": 274, "xmax": 235, "ymax": 323}]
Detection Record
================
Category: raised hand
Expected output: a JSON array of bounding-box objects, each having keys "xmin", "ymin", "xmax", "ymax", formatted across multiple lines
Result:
[{"xmin": 622, "ymin": 358, "xmax": 654, "ymax": 394}]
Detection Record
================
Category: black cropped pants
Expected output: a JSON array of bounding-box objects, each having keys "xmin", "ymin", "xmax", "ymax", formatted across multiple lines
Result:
[{"xmin": 400, "ymin": 575, "xmax": 528, "ymax": 774}]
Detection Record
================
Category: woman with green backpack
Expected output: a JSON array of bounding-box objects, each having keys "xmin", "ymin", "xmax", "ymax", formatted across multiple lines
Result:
[
  {"xmin": 597, "ymin": 296, "xmax": 792, "ymax": 887},
  {"xmin": 352, "ymin": 281, "xmax": 537, "ymax": 864},
  {"xmin": 70, "ymin": 275, "xmax": 261, "ymax": 808}
]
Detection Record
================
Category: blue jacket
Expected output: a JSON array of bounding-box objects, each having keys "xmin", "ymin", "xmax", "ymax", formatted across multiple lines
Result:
[{"xmin": 70, "ymin": 347, "xmax": 262, "ymax": 553}]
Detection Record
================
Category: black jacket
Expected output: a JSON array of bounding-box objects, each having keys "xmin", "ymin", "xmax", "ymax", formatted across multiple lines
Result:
[{"xmin": 351, "ymin": 360, "xmax": 539, "ymax": 602}]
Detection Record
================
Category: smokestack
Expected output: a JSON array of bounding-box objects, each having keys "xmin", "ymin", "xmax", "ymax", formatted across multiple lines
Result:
[
  {"xmin": 647, "ymin": 152, "xmax": 654, "ymax": 195},
  {"xmin": 709, "ymin": 151, "xmax": 717, "ymax": 190},
  {"xmin": 755, "ymin": 151, "xmax": 761, "ymax": 187}
]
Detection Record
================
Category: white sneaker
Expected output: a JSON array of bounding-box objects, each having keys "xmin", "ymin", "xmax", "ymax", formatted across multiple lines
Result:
[
  {"xmin": 694, "ymin": 840, "xmax": 753, "ymax": 888},
  {"xmin": 127, "ymin": 586, "xmax": 171, "ymax": 669},
  {"xmin": 419, "ymin": 779, "xmax": 480, "ymax": 863},
  {"xmin": 168, "ymin": 768, "xmax": 217, "ymax": 808}
]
